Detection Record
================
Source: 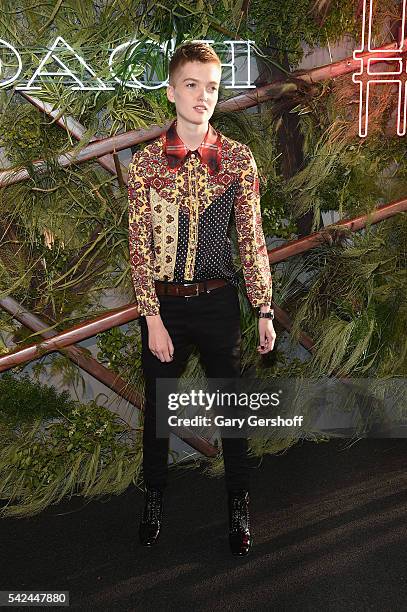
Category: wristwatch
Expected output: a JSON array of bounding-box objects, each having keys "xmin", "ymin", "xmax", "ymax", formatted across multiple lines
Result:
[{"xmin": 258, "ymin": 308, "xmax": 274, "ymax": 320}]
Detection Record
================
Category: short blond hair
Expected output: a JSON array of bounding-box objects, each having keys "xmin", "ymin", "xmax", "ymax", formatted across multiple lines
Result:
[{"xmin": 169, "ymin": 41, "xmax": 221, "ymax": 85}]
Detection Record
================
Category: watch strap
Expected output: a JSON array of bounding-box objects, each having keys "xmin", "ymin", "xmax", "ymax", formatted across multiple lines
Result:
[{"xmin": 258, "ymin": 309, "xmax": 274, "ymax": 320}]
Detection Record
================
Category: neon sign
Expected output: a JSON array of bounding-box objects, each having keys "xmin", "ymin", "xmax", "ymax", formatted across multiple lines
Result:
[
  {"xmin": 0, "ymin": 37, "xmax": 255, "ymax": 91},
  {"xmin": 353, "ymin": 0, "xmax": 407, "ymax": 137}
]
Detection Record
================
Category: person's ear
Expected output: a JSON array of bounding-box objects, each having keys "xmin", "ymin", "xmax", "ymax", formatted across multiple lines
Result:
[{"xmin": 166, "ymin": 84, "xmax": 175, "ymax": 103}]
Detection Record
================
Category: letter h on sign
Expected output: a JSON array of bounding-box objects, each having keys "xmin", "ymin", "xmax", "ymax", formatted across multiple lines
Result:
[{"xmin": 353, "ymin": 0, "xmax": 407, "ymax": 137}]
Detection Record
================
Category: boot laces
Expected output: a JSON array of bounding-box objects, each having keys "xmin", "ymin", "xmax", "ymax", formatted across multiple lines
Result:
[
  {"xmin": 144, "ymin": 489, "xmax": 162, "ymax": 523},
  {"xmin": 231, "ymin": 493, "xmax": 249, "ymax": 531}
]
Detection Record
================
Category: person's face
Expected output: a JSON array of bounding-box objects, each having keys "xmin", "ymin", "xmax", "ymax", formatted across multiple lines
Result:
[{"xmin": 166, "ymin": 61, "xmax": 221, "ymax": 125}]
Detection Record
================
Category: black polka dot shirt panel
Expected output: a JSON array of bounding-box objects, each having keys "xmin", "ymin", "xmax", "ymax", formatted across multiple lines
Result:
[
  {"xmin": 173, "ymin": 181, "xmax": 240, "ymax": 284},
  {"xmin": 194, "ymin": 181, "xmax": 239, "ymax": 283}
]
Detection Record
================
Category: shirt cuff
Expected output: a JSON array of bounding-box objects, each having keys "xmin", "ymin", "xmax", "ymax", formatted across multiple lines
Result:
[{"xmin": 135, "ymin": 297, "xmax": 161, "ymax": 317}]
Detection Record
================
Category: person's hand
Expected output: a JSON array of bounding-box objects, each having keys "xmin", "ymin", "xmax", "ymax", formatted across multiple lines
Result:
[
  {"xmin": 145, "ymin": 316, "xmax": 174, "ymax": 362},
  {"xmin": 257, "ymin": 318, "xmax": 276, "ymax": 355}
]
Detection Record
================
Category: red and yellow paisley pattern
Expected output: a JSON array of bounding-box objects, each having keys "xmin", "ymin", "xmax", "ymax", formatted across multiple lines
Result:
[{"xmin": 128, "ymin": 120, "xmax": 272, "ymax": 316}]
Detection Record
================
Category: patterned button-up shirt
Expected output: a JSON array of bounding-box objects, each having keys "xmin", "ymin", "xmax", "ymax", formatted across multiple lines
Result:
[{"xmin": 128, "ymin": 119, "xmax": 272, "ymax": 316}]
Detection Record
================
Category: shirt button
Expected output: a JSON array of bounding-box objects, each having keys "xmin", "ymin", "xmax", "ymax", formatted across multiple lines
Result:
[{"xmin": 190, "ymin": 153, "xmax": 195, "ymax": 158}]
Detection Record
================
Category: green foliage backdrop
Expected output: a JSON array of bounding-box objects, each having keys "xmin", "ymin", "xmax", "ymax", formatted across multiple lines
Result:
[{"xmin": 0, "ymin": 0, "xmax": 405, "ymax": 516}]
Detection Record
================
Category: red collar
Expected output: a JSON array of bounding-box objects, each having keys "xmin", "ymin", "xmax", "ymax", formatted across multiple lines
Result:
[{"xmin": 164, "ymin": 119, "xmax": 221, "ymax": 175}]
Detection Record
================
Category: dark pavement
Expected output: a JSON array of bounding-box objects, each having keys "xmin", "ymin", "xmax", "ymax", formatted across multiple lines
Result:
[{"xmin": 1, "ymin": 438, "xmax": 407, "ymax": 611}]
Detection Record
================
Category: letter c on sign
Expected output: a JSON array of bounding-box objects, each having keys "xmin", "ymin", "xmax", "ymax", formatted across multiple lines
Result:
[{"xmin": 108, "ymin": 38, "xmax": 174, "ymax": 90}]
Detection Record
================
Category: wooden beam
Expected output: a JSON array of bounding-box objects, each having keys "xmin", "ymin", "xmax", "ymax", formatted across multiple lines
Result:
[
  {"xmin": 19, "ymin": 92, "xmax": 124, "ymax": 179},
  {"xmin": 0, "ymin": 296, "xmax": 218, "ymax": 457},
  {"xmin": 269, "ymin": 198, "xmax": 407, "ymax": 264}
]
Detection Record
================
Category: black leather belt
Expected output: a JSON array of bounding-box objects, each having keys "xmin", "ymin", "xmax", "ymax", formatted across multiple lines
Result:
[{"xmin": 155, "ymin": 278, "xmax": 228, "ymax": 298}]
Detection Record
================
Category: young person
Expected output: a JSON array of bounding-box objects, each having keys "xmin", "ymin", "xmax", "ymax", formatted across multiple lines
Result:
[{"xmin": 128, "ymin": 41, "xmax": 275, "ymax": 556}]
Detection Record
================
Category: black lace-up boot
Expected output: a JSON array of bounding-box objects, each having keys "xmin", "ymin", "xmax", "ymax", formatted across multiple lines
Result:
[
  {"xmin": 139, "ymin": 487, "xmax": 163, "ymax": 546},
  {"xmin": 228, "ymin": 490, "xmax": 252, "ymax": 556}
]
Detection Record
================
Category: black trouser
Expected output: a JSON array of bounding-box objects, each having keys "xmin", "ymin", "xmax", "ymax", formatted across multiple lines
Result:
[{"xmin": 139, "ymin": 282, "xmax": 250, "ymax": 493}]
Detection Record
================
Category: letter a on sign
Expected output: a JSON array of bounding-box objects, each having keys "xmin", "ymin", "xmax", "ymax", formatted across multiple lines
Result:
[{"xmin": 16, "ymin": 36, "xmax": 113, "ymax": 91}]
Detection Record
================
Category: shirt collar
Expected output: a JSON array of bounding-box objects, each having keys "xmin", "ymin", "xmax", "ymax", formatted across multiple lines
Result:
[{"xmin": 164, "ymin": 119, "xmax": 221, "ymax": 175}]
